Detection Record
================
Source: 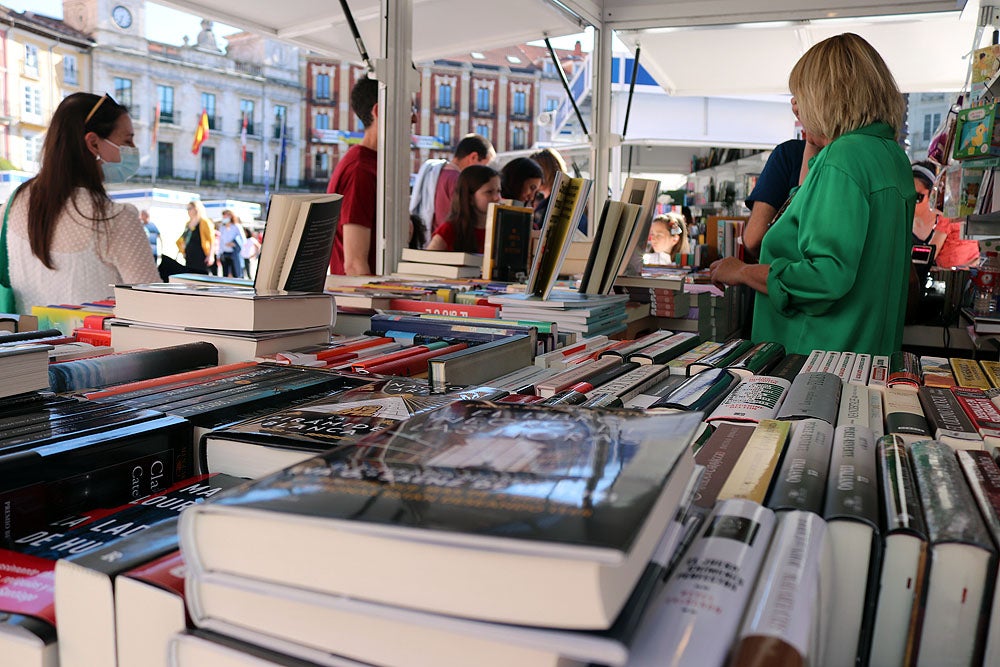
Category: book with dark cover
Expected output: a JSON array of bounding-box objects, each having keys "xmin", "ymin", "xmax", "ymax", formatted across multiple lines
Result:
[
  {"xmin": 0, "ymin": 328, "xmax": 62, "ymax": 344},
  {"xmin": 822, "ymin": 424, "xmax": 881, "ymax": 667},
  {"xmin": 91, "ymin": 364, "xmax": 290, "ymax": 409},
  {"xmin": 765, "ymin": 418, "xmax": 834, "ymax": 514},
  {"xmin": 528, "ymin": 173, "xmax": 593, "ymax": 299},
  {"xmin": 774, "ymin": 371, "xmax": 841, "ymax": 425},
  {"xmin": 887, "ymin": 351, "xmax": 921, "ymax": 391},
  {"xmin": 687, "ymin": 338, "xmax": 754, "ymax": 375},
  {"xmin": 483, "ymin": 203, "xmax": 532, "ymax": 282},
  {"xmin": 181, "ymin": 401, "xmax": 704, "ymax": 629},
  {"xmin": 917, "ymin": 385, "xmax": 983, "ymax": 449},
  {"xmin": 428, "ymin": 335, "xmax": 534, "ymax": 387},
  {"xmin": 55, "ymin": 473, "xmax": 246, "ymax": 667},
  {"xmin": 691, "ymin": 422, "xmax": 756, "ymax": 511},
  {"xmin": 760, "ymin": 352, "xmax": 807, "ymax": 382},
  {"xmin": 48, "ymin": 342, "xmax": 219, "ymax": 393},
  {"xmin": 200, "ymin": 376, "xmax": 507, "ymax": 478},
  {"xmin": 627, "ymin": 332, "xmax": 701, "ymax": 365},
  {"xmin": 956, "ymin": 449, "xmax": 1000, "ymax": 666},
  {"xmin": 368, "ymin": 313, "xmax": 539, "ymax": 350},
  {"xmin": 649, "ymin": 367, "xmax": 740, "ymax": 413},
  {"xmin": 951, "ymin": 386, "xmax": 1000, "ymax": 443},
  {"xmin": 598, "ymin": 330, "xmax": 676, "ymax": 360},
  {"xmin": 724, "ymin": 341, "xmax": 785, "ymax": 378},
  {"xmin": 870, "ymin": 435, "xmax": 928, "ymax": 667},
  {"xmin": 909, "ymin": 439, "xmax": 996, "ymax": 667}
]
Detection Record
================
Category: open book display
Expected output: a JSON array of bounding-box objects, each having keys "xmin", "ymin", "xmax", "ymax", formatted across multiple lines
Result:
[
  {"xmin": 526, "ymin": 172, "xmax": 593, "ymax": 299},
  {"xmin": 482, "ymin": 203, "xmax": 533, "ymax": 282},
  {"xmin": 616, "ymin": 177, "xmax": 662, "ymax": 280},
  {"xmin": 579, "ymin": 199, "xmax": 644, "ymax": 295},
  {"xmin": 255, "ymin": 193, "xmax": 343, "ymax": 293}
]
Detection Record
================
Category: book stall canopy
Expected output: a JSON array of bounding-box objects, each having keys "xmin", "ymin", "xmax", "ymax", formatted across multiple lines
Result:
[{"xmin": 155, "ymin": 0, "xmax": 585, "ymax": 62}]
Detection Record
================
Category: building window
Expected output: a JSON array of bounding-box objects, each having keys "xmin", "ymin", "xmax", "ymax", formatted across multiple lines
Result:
[
  {"xmin": 314, "ymin": 152, "xmax": 329, "ymax": 180},
  {"xmin": 24, "ymin": 44, "xmax": 38, "ymax": 77},
  {"xmin": 315, "ymin": 73, "xmax": 331, "ymax": 99},
  {"xmin": 157, "ymin": 142, "xmax": 173, "ymax": 178},
  {"xmin": 116, "ymin": 78, "xmax": 134, "ymax": 110},
  {"xmin": 22, "ymin": 85, "xmax": 41, "ymax": 119},
  {"xmin": 63, "ymin": 55, "xmax": 78, "ymax": 85},
  {"xmin": 315, "ymin": 112, "xmax": 329, "ymax": 130},
  {"xmin": 511, "ymin": 126, "xmax": 526, "ymax": 150},
  {"xmin": 240, "ymin": 100, "xmax": 256, "ymax": 135},
  {"xmin": 513, "ymin": 91, "xmax": 527, "ymax": 115},
  {"xmin": 156, "ymin": 85, "xmax": 173, "ymax": 123},
  {"xmin": 201, "ymin": 92, "xmax": 217, "ymax": 130},
  {"xmin": 437, "ymin": 121, "xmax": 452, "ymax": 145},
  {"xmin": 476, "ymin": 87, "xmax": 490, "ymax": 112},
  {"xmin": 923, "ymin": 114, "xmax": 932, "ymax": 139},
  {"xmin": 243, "ymin": 151, "xmax": 253, "ymax": 184},
  {"xmin": 274, "ymin": 105, "xmax": 287, "ymax": 139},
  {"xmin": 543, "ymin": 61, "xmax": 558, "ymax": 76},
  {"xmin": 545, "ymin": 97, "xmax": 559, "ymax": 112},
  {"xmin": 476, "ymin": 123, "xmax": 490, "ymax": 140},
  {"xmin": 24, "ymin": 132, "xmax": 41, "ymax": 166},
  {"xmin": 437, "ymin": 83, "xmax": 452, "ymax": 110},
  {"xmin": 201, "ymin": 146, "xmax": 215, "ymax": 181}
]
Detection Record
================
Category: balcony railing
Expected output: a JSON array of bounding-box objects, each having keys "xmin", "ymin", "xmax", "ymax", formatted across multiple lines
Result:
[
  {"xmin": 207, "ymin": 114, "xmax": 222, "ymax": 131},
  {"xmin": 159, "ymin": 109, "xmax": 182, "ymax": 125},
  {"xmin": 273, "ymin": 124, "xmax": 295, "ymax": 140},
  {"xmin": 434, "ymin": 105, "xmax": 456, "ymax": 115}
]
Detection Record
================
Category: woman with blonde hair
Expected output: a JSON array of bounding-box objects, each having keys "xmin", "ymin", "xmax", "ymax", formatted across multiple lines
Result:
[
  {"xmin": 709, "ymin": 33, "xmax": 913, "ymax": 356},
  {"xmin": 177, "ymin": 200, "xmax": 214, "ymax": 274}
]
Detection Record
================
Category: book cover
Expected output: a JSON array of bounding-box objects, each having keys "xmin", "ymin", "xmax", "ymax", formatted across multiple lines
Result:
[
  {"xmin": 526, "ymin": 172, "xmax": 593, "ymax": 299},
  {"xmin": 766, "ymin": 418, "xmax": 834, "ymax": 514},
  {"xmin": 256, "ymin": 193, "xmax": 342, "ymax": 293},
  {"xmin": 628, "ymin": 499, "xmax": 775, "ymax": 667},
  {"xmin": 774, "ymin": 371, "xmax": 841, "ymax": 425},
  {"xmin": 887, "ymin": 351, "xmax": 921, "ymax": 391},
  {"xmin": 909, "ymin": 440, "xmax": 996, "ymax": 667},
  {"xmin": 182, "ymin": 402, "xmax": 704, "ymax": 629},
  {"xmin": 837, "ymin": 382, "xmax": 871, "ymax": 428},
  {"xmin": 917, "ymin": 385, "xmax": 984, "ymax": 449},
  {"xmin": 869, "ymin": 435, "xmax": 928, "ymax": 667},
  {"xmin": 688, "ymin": 338, "xmax": 754, "ymax": 375},
  {"xmin": 951, "ymin": 386, "xmax": 1000, "ymax": 442},
  {"xmin": 584, "ymin": 364, "xmax": 669, "ymax": 403},
  {"xmin": 387, "ymin": 299, "xmax": 499, "ymax": 319},
  {"xmin": 395, "ymin": 261, "xmax": 484, "ymax": 279},
  {"xmin": 822, "ymin": 424, "xmax": 881, "ymax": 667},
  {"xmin": 716, "ymin": 420, "xmax": 791, "ymax": 505},
  {"xmin": 628, "ymin": 332, "xmax": 700, "ymax": 365},
  {"xmin": 951, "ymin": 357, "xmax": 991, "ymax": 390},
  {"xmin": 883, "ymin": 387, "xmax": 931, "ymax": 440},
  {"xmin": 766, "ymin": 352, "xmax": 808, "ymax": 382},
  {"xmin": 691, "ymin": 422, "xmax": 756, "ymax": 511},
  {"xmin": 705, "ymin": 375, "xmax": 790, "ymax": 425},
  {"xmin": 579, "ymin": 199, "xmax": 624, "ymax": 295},
  {"xmin": 982, "ymin": 360, "xmax": 1000, "ymax": 388},
  {"xmin": 649, "ymin": 367, "xmax": 740, "ymax": 413},
  {"xmin": 833, "ymin": 350, "xmax": 856, "ymax": 383},
  {"xmin": 428, "ymin": 336, "xmax": 534, "ymax": 387},
  {"xmin": 617, "ymin": 177, "xmax": 661, "ymax": 279},
  {"xmin": 868, "ymin": 355, "xmax": 889, "ymax": 389},
  {"xmin": 919, "ymin": 355, "xmax": 956, "ymax": 388},
  {"xmin": 482, "ymin": 203, "xmax": 532, "ymax": 282},
  {"xmin": 665, "ymin": 341, "xmax": 722, "ymax": 376},
  {"xmin": 48, "ymin": 342, "xmax": 219, "ymax": 393}
]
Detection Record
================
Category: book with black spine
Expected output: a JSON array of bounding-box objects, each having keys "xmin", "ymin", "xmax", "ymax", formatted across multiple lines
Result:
[
  {"xmin": 665, "ymin": 340, "xmax": 722, "ymax": 376},
  {"xmin": 627, "ymin": 332, "xmax": 700, "ymax": 365},
  {"xmin": 765, "ymin": 418, "xmax": 834, "ymax": 514},
  {"xmin": 181, "ymin": 401, "xmax": 704, "ymax": 629},
  {"xmin": 724, "ymin": 341, "xmax": 785, "ymax": 379},
  {"xmin": 482, "ymin": 202, "xmax": 532, "ymax": 282},
  {"xmin": 774, "ymin": 371, "xmax": 842, "ymax": 425},
  {"xmin": 767, "ymin": 352, "xmax": 808, "ymax": 382},
  {"xmin": 917, "ymin": 385, "xmax": 984, "ymax": 449},
  {"xmin": 887, "ymin": 351, "xmax": 921, "ymax": 392},
  {"xmin": 687, "ymin": 338, "xmax": 754, "ymax": 375},
  {"xmin": 822, "ymin": 424, "xmax": 881, "ymax": 667},
  {"xmin": 690, "ymin": 422, "xmax": 756, "ymax": 512},
  {"xmin": 48, "ymin": 342, "xmax": 219, "ymax": 394},
  {"xmin": 883, "ymin": 387, "xmax": 931, "ymax": 441}
]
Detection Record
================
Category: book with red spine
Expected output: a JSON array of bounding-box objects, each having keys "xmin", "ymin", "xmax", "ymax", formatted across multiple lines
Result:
[
  {"xmin": 72, "ymin": 327, "xmax": 112, "ymax": 346},
  {"xmin": 82, "ymin": 314, "xmax": 114, "ymax": 330},
  {"xmin": 349, "ymin": 343, "xmax": 449, "ymax": 372},
  {"xmin": 82, "ymin": 362, "xmax": 258, "ymax": 401},
  {"xmin": 363, "ymin": 342, "xmax": 469, "ymax": 377},
  {"xmin": 388, "ymin": 299, "xmax": 499, "ymax": 319},
  {"xmin": 951, "ymin": 386, "xmax": 1000, "ymax": 443}
]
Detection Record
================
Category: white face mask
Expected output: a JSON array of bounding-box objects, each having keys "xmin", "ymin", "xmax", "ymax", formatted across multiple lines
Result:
[{"xmin": 100, "ymin": 138, "xmax": 140, "ymax": 183}]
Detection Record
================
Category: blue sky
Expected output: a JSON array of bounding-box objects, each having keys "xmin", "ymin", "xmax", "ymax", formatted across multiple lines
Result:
[{"xmin": 6, "ymin": 0, "xmax": 240, "ymax": 45}]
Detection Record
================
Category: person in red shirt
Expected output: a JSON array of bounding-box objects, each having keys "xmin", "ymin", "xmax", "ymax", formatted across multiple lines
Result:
[
  {"xmin": 431, "ymin": 134, "xmax": 495, "ymax": 234},
  {"xmin": 327, "ymin": 78, "xmax": 380, "ymax": 275},
  {"xmin": 426, "ymin": 165, "xmax": 500, "ymax": 253}
]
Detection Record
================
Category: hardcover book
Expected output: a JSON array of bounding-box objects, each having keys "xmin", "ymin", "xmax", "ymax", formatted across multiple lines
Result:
[
  {"xmin": 649, "ymin": 367, "xmax": 740, "ymax": 414},
  {"xmin": 399, "ymin": 248, "xmax": 483, "ymax": 267},
  {"xmin": 765, "ymin": 418, "xmax": 834, "ymax": 515},
  {"xmin": 951, "ymin": 357, "xmax": 992, "ymax": 390},
  {"xmin": 691, "ymin": 423, "xmax": 756, "ymax": 511},
  {"xmin": 115, "ymin": 550, "xmax": 186, "ymax": 667},
  {"xmin": 883, "ymin": 387, "xmax": 931, "ymax": 441},
  {"xmin": 428, "ymin": 335, "xmax": 534, "ymax": 387},
  {"xmin": 665, "ymin": 340, "xmax": 722, "ymax": 376},
  {"xmin": 917, "ymin": 385, "xmax": 984, "ymax": 449},
  {"xmin": 579, "ymin": 199, "xmax": 643, "ymax": 295},
  {"xmin": 887, "ymin": 351, "xmax": 921, "ymax": 391},
  {"xmin": 774, "ymin": 371, "xmax": 841, "ymax": 425},
  {"xmin": 47, "ymin": 342, "xmax": 219, "ymax": 393},
  {"xmin": 482, "ymin": 202, "xmax": 532, "ymax": 282},
  {"xmin": 526, "ymin": 172, "xmax": 593, "ymax": 299},
  {"xmin": 687, "ymin": 338, "xmax": 754, "ymax": 375},
  {"xmin": 837, "ymin": 382, "xmax": 871, "ymax": 428},
  {"xmin": 716, "ymin": 420, "xmax": 791, "ymax": 505},
  {"xmin": 705, "ymin": 375, "xmax": 790, "ymax": 425},
  {"xmin": 180, "ymin": 402, "xmax": 704, "ymax": 630},
  {"xmin": 849, "ymin": 353, "xmax": 872, "ymax": 386}
]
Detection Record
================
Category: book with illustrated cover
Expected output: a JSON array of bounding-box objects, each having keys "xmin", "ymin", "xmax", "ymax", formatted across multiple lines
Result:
[
  {"xmin": 200, "ymin": 376, "xmax": 507, "ymax": 479},
  {"xmin": 113, "ymin": 283, "xmax": 335, "ymax": 332},
  {"xmin": 180, "ymin": 401, "xmax": 704, "ymax": 630},
  {"xmin": 255, "ymin": 193, "xmax": 342, "ymax": 293},
  {"xmin": 527, "ymin": 172, "xmax": 593, "ymax": 299},
  {"xmin": 715, "ymin": 419, "xmax": 790, "ymax": 505},
  {"xmin": 917, "ymin": 385, "xmax": 984, "ymax": 449},
  {"xmin": 482, "ymin": 202, "xmax": 532, "ymax": 282}
]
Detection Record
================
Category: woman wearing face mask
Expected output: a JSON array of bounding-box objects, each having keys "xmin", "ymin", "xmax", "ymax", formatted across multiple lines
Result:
[{"xmin": 3, "ymin": 92, "xmax": 158, "ymax": 312}]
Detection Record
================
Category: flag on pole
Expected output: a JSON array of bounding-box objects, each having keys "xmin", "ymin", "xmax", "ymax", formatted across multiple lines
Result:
[
  {"xmin": 150, "ymin": 101, "xmax": 160, "ymax": 151},
  {"xmin": 191, "ymin": 109, "xmax": 210, "ymax": 155},
  {"xmin": 240, "ymin": 112, "xmax": 248, "ymax": 162}
]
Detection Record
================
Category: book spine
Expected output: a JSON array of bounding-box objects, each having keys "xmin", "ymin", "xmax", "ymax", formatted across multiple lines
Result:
[
  {"xmin": 84, "ymin": 362, "xmax": 261, "ymax": 401},
  {"xmin": 774, "ymin": 371, "xmax": 842, "ymax": 425},
  {"xmin": 597, "ymin": 330, "xmax": 675, "ymax": 360},
  {"xmin": 833, "ymin": 351, "xmax": 856, "ymax": 383},
  {"xmin": 766, "ymin": 353, "xmax": 807, "ymax": 383},
  {"xmin": 653, "ymin": 367, "xmax": 739, "ymax": 413},
  {"xmin": 869, "ymin": 390, "xmax": 885, "ymax": 438},
  {"xmin": 706, "ymin": 376, "xmax": 791, "ymax": 424},
  {"xmin": 692, "ymin": 423, "xmax": 756, "ymax": 510},
  {"xmin": 801, "ymin": 349, "xmax": 825, "ymax": 373},
  {"xmin": 666, "ymin": 340, "xmax": 721, "ymax": 376},
  {"xmin": 837, "ymin": 382, "xmax": 871, "ymax": 428},
  {"xmin": 717, "ymin": 420, "xmax": 791, "ymax": 504},
  {"xmin": 849, "ymin": 353, "xmax": 872, "ymax": 386},
  {"xmin": 883, "ymin": 387, "xmax": 931, "ymax": 439},
  {"xmin": 692, "ymin": 339, "xmax": 753, "ymax": 373},
  {"xmin": 584, "ymin": 364, "xmax": 668, "ymax": 402},
  {"xmin": 367, "ymin": 342, "xmax": 468, "ymax": 377},
  {"xmin": 910, "ymin": 439, "xmax": 993, "ymax": 546},
  {"xmin": 628, "ymin": 499, "xmax": 776, "ymax": 666},
  {"xmin": 727, "ymin": 342, "xmax": 785, "ymax": 376},
  {"xmin": 876, "ymin": 435, "xmax": 927, "ymax": 535},
  {"xmin": 535, "ymin": 357, "xmax": 623, "ymax": 398},
  {"xmin": 951, "ymin": 357, "xmax": 992, "ymax": 390},
  {"xmin": 766, "ymin": 418, "xmax": 834, "ymax": 514},
  {"xmin": 348, "ymin": 343, "xmax": 443, "ymax": 372},
  {"xmin": 887, "ymin": 351, "xmax": 921, "ymax": 391},
  {"xmin": 869, "ymin": 355, "xmax": 889, "ymax": 389},
  {"xmin": 951, "ymin": 386, "xmax": 1000, "ymax": 437},
  {"xmin": 918, "ymin": 386, "xmax": 982, "ymax": 444},
  {"xmin": 629, "ymin": 332, "xmax": 701, "ymax": 365},
  {"xmin": 819, "ymin": 350, "xmax": 841, "ymax": 374}
]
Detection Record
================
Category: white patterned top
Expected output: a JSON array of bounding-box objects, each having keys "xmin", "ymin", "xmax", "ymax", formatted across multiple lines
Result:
[{"xmin": 5, "ymin": 186, "xmax": 160, "ymax": 313}]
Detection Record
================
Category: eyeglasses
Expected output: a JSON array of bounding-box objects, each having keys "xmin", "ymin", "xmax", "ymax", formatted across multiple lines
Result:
[{"xmin": 85, "ymin": 93, "xmax": 118, "ymax": 125}]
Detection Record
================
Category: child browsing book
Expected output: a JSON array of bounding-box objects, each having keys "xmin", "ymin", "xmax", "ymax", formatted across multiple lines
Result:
[{"xmin": 426, "ymin": 165, "xmax": 500, "ymax": 254}]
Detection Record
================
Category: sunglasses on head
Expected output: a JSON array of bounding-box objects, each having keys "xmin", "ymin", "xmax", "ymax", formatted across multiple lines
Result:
[{"xmin": 84, "ymin": 93, "xmax": 118, "ymax": 125}]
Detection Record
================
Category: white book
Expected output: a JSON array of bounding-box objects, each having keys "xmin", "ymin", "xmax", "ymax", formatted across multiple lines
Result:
[
  {"xmin": 819, "ymin": 351, "xmax": 841, "ymax": 375},
  {"xmin": 706, "ymin": 375, "xmax": 791, "ymax": 425},
  {"xmin": 838, "ymin": 382, "xmax": 871, "ymax": 428},
  {"xmin": 255, "ymin": 193, "xmax": 343, "ymax": 293},
  {"xmin": 869, "ymin": 355, "xmax": 890, "ymax": 389},
  {"xmin": 869, "ymin": 390, "xmax": 886, "ymax": 438},
  {"xmin": 802, "ymin": 349, "xmax": 825, "ymax": 373},
  {"xmin": 833, "ymin": 351, "xmax": 856, "ymax": 383},
  {"xmin": 850, "ymin": 353, "xmax": 872, "ymax": 386}
]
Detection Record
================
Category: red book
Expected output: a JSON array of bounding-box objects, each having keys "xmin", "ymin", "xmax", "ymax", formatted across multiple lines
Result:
[
  {"xmin": 389, "ymin": 299, "xmax": 500, "ymax": 319},
  {"xmin": 350, "ymin": 344, "xmax": 440, "ymax": 372},
  {"xmin": 82, "ymin": 314, "xmax": 114, "ymax": 330},
  {"xmin": 275, "ymin": 337, "xmax": 394, "ymax": 364},
  {"xmin": 363, "ymin": 342, "xmax": 468, "ymax": 377},
  {"xmin": 82, "ymin": 362, "xmax": 258, "ymax": 400},
  {"xmin": 74, "ymin": 327, "xmax": 113, "ymax": 346},
  {"xmin": 950, "ymin": 386, "xmax": 1000, "ymax": 439}
]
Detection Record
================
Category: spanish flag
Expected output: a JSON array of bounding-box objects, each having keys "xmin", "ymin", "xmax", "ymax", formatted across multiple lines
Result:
[{"xmin": 191, "ymin": 109, "xmax": 210, "ymax": 155}]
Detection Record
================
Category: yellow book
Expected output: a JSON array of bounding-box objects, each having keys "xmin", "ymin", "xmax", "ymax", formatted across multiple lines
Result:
[
  {"xmin": 950, "ymin": 357, "xmax": 991, "ymax": 390},
  {"xmin": 981, "ymin": 360, "xmax": 1000, "ymax": 388},
  {"xmin": 717, "ymin": 419, "xmax": 791, "ymax": 503}
]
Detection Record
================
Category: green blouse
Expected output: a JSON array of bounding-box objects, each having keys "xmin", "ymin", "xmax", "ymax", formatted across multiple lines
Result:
[{"xmin": 752, "ymin": 123, "xmax": 915, "ymax": 356}]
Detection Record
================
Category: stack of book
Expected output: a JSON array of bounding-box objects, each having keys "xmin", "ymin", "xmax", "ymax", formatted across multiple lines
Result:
[
  {"xmin": 395, "ymin": 248, "xmax": 485, "ymax": 279},
  {"xmin": 175, "ymin": 402, "xmax": 706, "ymax": 667},
  {"xmin": 489, "ymin": 290, "xmax": 629, "ymax": 337}
]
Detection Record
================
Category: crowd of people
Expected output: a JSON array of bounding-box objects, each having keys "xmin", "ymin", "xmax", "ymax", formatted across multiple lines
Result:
[{"xmin": 0, "ymin": 33, "xmax": 983, "ymax": 361}]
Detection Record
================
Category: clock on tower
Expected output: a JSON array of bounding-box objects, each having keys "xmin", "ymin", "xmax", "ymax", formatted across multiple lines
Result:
[{"xmin": 111, "ymin": 4, "xmax": 132, "ymax": 29}]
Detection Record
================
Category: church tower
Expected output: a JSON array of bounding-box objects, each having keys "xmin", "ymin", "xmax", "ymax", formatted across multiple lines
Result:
[{"xmin": 62, "ymin": 0, "xmax": 146, "ymax": 49}]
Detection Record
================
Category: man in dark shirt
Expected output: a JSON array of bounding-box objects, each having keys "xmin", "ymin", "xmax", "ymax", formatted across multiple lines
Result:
[
  {"xmin": 327, "ymin": 78, "xmax": 380, "ymax": 275},
  {"xmin": 742, "ymin": 138, "xmax": 805, "ymax": 258}
]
